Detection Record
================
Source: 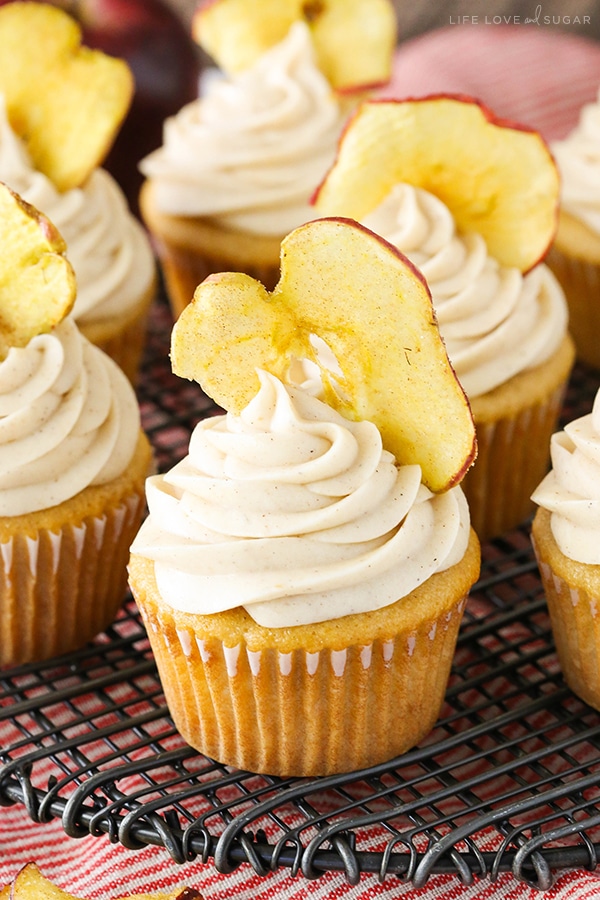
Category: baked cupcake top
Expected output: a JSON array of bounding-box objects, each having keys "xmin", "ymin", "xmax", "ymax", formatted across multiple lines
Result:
[
  {"xmin": 0, "ymin": 182, "xmax": 142, "ymax": 518},
  {"xmin": 0, "ymin": 2, "xmax": 155, "ymax": 326},
  {"xmin": 130, "ymin": 216, "xmax": 477, "ymax": 628},
  {"xmin": 551, "ymin": 88, "xmax": 600, "ymax": 235},
  {"xmin": 140, "ymin": 22, "xmax": 346, "ymax": 236},
  {"xmin": 531, "ymin": 390, "xmax": 600, "ymax": 565},
  {"xmin": 361, "ymin": 183, "xmax": 567, "ymax": 397},
  {"xmin": 314, "ymin": 96, "xmax": 566, "ymax": 398}
]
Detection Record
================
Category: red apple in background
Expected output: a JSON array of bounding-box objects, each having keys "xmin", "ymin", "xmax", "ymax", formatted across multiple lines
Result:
[{"xmin": 0, "ymin": 0, "xmax": 202, "ymax": 215}]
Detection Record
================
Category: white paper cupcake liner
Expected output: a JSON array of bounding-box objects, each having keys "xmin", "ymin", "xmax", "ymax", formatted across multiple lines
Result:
[
  {"xmin": 137, "ymin": 595, "xmax": 469, "ymax": 777},
  {"xmin": 0, "ymin": 493, "xmax": 144, "ymax": 667}
]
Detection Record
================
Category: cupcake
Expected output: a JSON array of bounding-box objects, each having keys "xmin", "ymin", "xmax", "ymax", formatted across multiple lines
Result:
[
  {"xmin": 0, "ymin": 182, "xmax": 152, "ymax": 667},
  {"xmin": 313, "ymin": 96, "xmax": 576, "ymax": 542},
  {"xmin": 138, "ymin": 0, "xmax": 397, "ymax": 320},
  {"xmin": 546, "ymin": 87, "xmax": 600, "ymax": 371},
  {"xmin": 531, "ymin": 389, "xmax": 600, "ymax": 710},
  {"xmin": 0, "ymin": 2, "xmax": 156, "ymax": 384},
  {"xmin": 129, "ymin": 216, "xmax": 481, "ymax": 776}
]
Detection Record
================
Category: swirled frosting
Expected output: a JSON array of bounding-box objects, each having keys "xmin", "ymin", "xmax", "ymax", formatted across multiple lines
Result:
[
  {"xmin": 131, "ymin": 371, "xmax": 471, "ymax": 628},
  {"xmin": 0, "ymin": 317, "xmax": 141, "ymax": 517},
  {"xmin": 361, "ymin": 184, "xmax": 568, "ymax": 398},
  {"xmin": 139, "ymin": 22, "xmax": 346, "ymax": 236},
  {"xmin": 0, "ymin": 95, "xmax": 155, "ymax": 325},
  {"xmin": 552, "ymin": 89, "xmax": 600, "ymax": 234},
  {"xmin": 532, "ymin": 390, "xmax": 600, "ymax": 565}
]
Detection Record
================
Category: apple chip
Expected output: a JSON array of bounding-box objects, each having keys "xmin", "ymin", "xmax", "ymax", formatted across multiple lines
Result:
[
  {"xmin": 313, "ymin": 96, "xmax": 560, "ymax": 271},
  {"xmin": 172, "ymin": 217, "xmax": 476, "ymax": 492},
  {"xmin": 5, "ymin": 863, "xmax": 203, "ymax": 900},
  {"xmin": 8, "ymin": 864, "xmax": 81, "ymax": 900},
  {"xmin": 192, "ymin": 0, "xmax": 397, "ymax": 92},
  {"xmin": 0, "ymin": 1, "xmax": 133, "ymax": 192},
  {"xmin": 0, "ymin": 182, "xmax": 76, "ymax": 359}
]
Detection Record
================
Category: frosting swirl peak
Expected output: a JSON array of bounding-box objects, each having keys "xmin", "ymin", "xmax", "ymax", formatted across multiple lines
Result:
[
  {"xmin": 532, "ymin": 390, "xmax": 600, "ymax": 565},
  {"xmin": 362, "ymin": 184, "xmax": 568, "ymax": 397},
  {"xmin": 131, "ymin": 372, "xmax": 471, "ymax": 628},
  {"xmin": 552, "ymin": 89, "xmax": 600, "ymax": 235},
  {"xmin": 139, "ymin": 22, "xmax": 346, "ymax": 236},
  {"xmin": 0, "ymin": 318, "xmax": 141, "ymax": 516}
]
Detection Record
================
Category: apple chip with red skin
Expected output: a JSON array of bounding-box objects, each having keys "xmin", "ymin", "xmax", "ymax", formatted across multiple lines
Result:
[
  {"xmin": 192, "ymin": 0, "xmax": 397, "ymax": 92},
  {"xmin": 171, "ymin": 216, "xmax": 477, "ymax": 493},
  {"xmin": 0, "ymin": 182, "xmax": 76, "ymax": 360},
  {"xmin": 0, "ymin": 1, "xmax": 133, "ymax": 192},
  {"xmin": 313, "ymin": 95, "xmax": 560, "ymax": 272}
]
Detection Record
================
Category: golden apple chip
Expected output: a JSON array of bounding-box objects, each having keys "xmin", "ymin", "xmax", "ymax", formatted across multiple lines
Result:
[
  {"xmin": 0, "ymin": 1, "xmax": 133, "ymax": 191},
  {"xmin": 193, "ymin": 0, "xmax": 397, "ymax": 92},
  {"xmin": 172, "ymin": 217, "xmax": 476, "ymax": 492},
  {"xmin": 313, "ymin": 96, "xmax": 560, "ymax": 271},
  {"xmin": 4, "ymin": 863, "xmax": 203, "ymax": 900},
  {"xmin": 0, "ymin": 182, "xmax": 76, "ymax": 359}
]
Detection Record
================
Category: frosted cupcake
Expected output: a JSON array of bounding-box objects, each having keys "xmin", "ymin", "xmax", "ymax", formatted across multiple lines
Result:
[
  {"xmin": 129, "ymin": 217, "xmax": 480, "ymax": 776},
  {"xmin": 531, "ymin": 389, "xmax": 600, "ymax": 710},
  {"xmin": 547, "ymin": 87, "xmax": 600, "ymax": 370},
  {"xmin": 314, "ymin": 96, "xmax": 576, "ymax": 541},
  {"xmin": 0, "ymin": 183, "xmax": 152, "ymax": 667},
  {"xmin": 139, "ymin": 0, "xmax": 396, "ymax": 319},
  {"xmin": 0, "ymin": 3, "xmax": 156, "ymax": 383},
  {"xmin": 139, "ymin": 23, "xmax": 347, "ymax": 319}
]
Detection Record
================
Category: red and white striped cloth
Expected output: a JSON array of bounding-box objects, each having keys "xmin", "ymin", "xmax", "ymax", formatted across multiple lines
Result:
[{"xmin": 3, "ymin": 21, "xmax": 600, "ymax": 900}]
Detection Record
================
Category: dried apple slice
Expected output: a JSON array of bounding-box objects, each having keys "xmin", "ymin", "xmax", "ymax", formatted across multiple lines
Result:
[
  {"xmin": 172, "ymin": 217, "xmax": 476, "ymax": 492},
  {"xmin": 0, "ymin": 182, "xmax": 76, "ymax": 359},
  {"xmin": 9, "ymin": 863, "xmax": 81, "ymax": 900},
  {"xmin": 313, "ymin": 96, "xmax": 559, "ymax": 271},
  {"xmin": 0, "ymin": 1, "xmax": 133, "ymax": 191},
  {"xmin": 7, "ymin": 864, "xmax": 203, "ymax": 900},
  {"xmin": 192, "ymin": 0, "xmax": 397, "ymax": 92}
]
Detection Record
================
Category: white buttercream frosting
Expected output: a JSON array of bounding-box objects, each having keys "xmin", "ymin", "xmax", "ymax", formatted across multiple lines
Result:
[
  {"xmin": 0, "ymin": 317, "xmax": 141, "ymax": 517},
  {"xmin": 139, "ymin": 22, "xmax": 346, "ymax": 236},
  {"xmin": 131, "ymin": 371, "xmax": 471, "ymax": 629},
  {"xmin": 552, "ymin": 89, "xmax": 600, "ymax": 234},
  {"xmin": 361, "ymin": 184, "xmax": 568, "ymax": 398},
  {"xmin": 532, "ymin": 390, "xmax": 600, "ymax": 565},
  {"xmin": 0, "ymin": 95, "xmax": 155, "ymax": 325}
]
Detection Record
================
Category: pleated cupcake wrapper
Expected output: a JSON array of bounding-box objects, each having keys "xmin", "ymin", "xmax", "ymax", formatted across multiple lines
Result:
[
  {"xmin": 546, "ymin": 246, "xmax": 600, "ymax": 372},
  {"xmin": 0, "ymin": 493, "xmax": 145, "ymax": 667},
  {"xmin": 155, "ymin": 240, "xmax": 281, "ymax": 321},
  {"xmin": 462, "ymin": 384, "xmax": 567, "ymax": 542},
  {"xmin": 138, "ymin": 595, "xmax": 468, "ymax": 778},
  {"xmin": 533, "ymin": 536, "xmax": 600, "ymax": 712}
]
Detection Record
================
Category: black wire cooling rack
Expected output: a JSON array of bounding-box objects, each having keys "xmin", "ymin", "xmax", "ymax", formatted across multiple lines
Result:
[{"xmin": 1, "ymin": 291, "xmax": 600, "ymax": 892}]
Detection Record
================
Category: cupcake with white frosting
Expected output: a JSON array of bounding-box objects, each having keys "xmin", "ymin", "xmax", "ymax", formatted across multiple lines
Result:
[
  {"xmin": 313, "ymin": 96, "xmax": 576, "ymax": 541},
  {"xmin": 129, "ymin": 370, "xmax": 480, "ymax": 776},
  {"xmin": 360, "ymin": 183, "xmax": 575, "ymax": 540},
  {"xmin": 547, "ymin": 88, "xmax": 600, "ymax": 370},
  {"xmin": 0, "ymin": 314, "xmax": 152, "ymax": 667},
  {"xmin": 139, "ymin": 22, "xmax": 347, "ymax": 319},
  {"xmin": 531, "ymin": 389, "xmax": 600, "ymax": 710},
  {"xmin": 0, "ymin": 96, "xmax": 156, "ymax": 384},
  {"xmin": 0, "ymin": 181, "xmax": 152, "ymax": 666}
]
